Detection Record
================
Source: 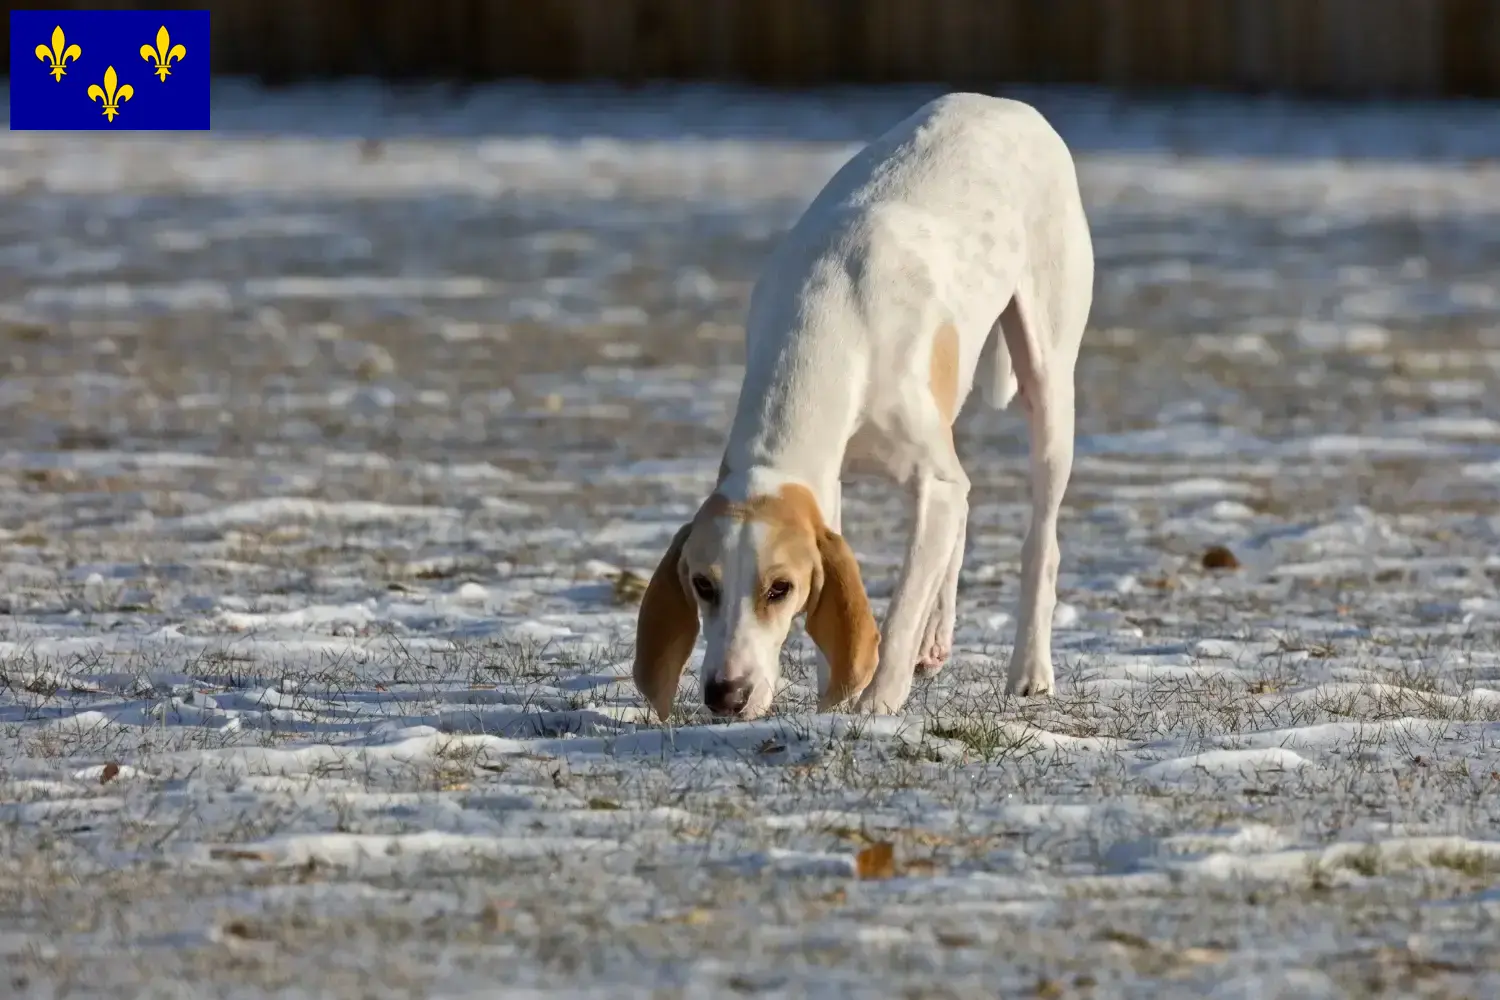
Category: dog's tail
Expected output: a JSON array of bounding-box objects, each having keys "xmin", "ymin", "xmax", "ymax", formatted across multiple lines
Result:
[{"xmin": 975, "ymin": 305, "xmax": 1019, "ymax": 410}]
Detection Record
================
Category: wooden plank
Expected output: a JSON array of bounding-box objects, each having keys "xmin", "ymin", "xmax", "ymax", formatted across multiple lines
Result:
[
  {"xmin": 1489, "ymin": 0, "xmax": 1500, "ymax": 95},
  {"xmin": 863, "ymin": 0, "xmax": 897, "ymax": 83},
  {"xmin": 730, "ymin": 0, "xmax": 776, "ymax": 83},
  {"xmin": 571, "ymin": 0, "xmax": 633, "ymax": 79},
  {"xmin": 756, "ymin": 0, "xmax": 834, "ymax": 85},
  {"xmin": 1395, "ymin": 0, "xmax": 1442, "ymax": 95},
  {"xmin": 1099, "ymin": 0, "xmax": 1131, "ymax": 86},
  {"xmin": 270, "ymin": 0, "xmax": 327, "ymax": 80},
  {"xmin": 497, "ymin": 0, "xmax": 576, "ymax": 80},
  {"xmin": 982, "ymin": 0, "xmax": 1023, "ymax": 83},
  {"xmin": 1442, "ymin": 0, "xmax": 1500, "ymax": 95},
  {"xmin": 1320, "ymin": 0, "xmax": 1365, "ymax": 95},
  {"xmin": 1191, "ymin": 0, "xmax": 1233, "ymax": 89},
  {"xmin": 886, "ymin": 0, "xmax": 935, "ymax": 82},
  {"xmin": 1231, "ymin": 0, "xmax": 1274, "ymax": 90},
  {"xmin": 1058, "ymin": 0, "xmax": 1104, "ymax": 84},
  {"xmin": 1009, "ymin": 0, "xmax": 1049, "ymax": 81},
  {"xmin": 365, "ymin": 0, "xmax": 427, "ymax": 78},
  {"xmin": 1275, "ymin": 0, "xmax": 1320, "ymax": 94},
  {"xmin": 931, "ymin": 0, "xmax": 979, "ymax": 82},
  {"xmin": 252, "ymin": 0, "xmax": 297, "ymax": 83},
  {"xmin": 632, "ymin": 0, "xmax": 708, "ymax": 80},
  {"xmin": 1158, "ymin": 0, "xmax": 1189, "ymax": 87},
  {"xmin": 309, "ymin": 0, "xmax": 362, "ymax": 78},
  {"xmin": 208, "ymin": 0, "xmax": 260, "ymax": 74}
]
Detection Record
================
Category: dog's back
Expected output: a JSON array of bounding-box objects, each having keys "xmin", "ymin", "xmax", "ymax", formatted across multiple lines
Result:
[{"xmin": 728, "ymin": 93, "xmax": 1091, "ymax": 479}]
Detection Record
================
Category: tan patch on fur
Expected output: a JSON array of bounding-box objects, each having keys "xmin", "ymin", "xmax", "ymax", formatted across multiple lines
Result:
[
  {"xmin": 632, "ymin": 522, "xmax": 698, "ymax": 721},
  {"xmin": 805, "ymin": 527, "xmax": 880, "ymax": 709},
  {"xmin": 742, "ymin": 486, "xmax": 823, "ymax": 623},
  {"xmin": 756, "ymin": 486, "xmax": 879, "ymax": 710},
  {"xmin": 677, "ymin": 486, "xmax": 822, "ymax": 623},
  {"xmin": 929, "ymin": 322, "xmax": 960, "ymax": 426}
]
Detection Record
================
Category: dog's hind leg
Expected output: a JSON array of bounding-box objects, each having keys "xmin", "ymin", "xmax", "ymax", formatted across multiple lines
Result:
[{"xmin": 1001, "ymin": 286, "xmax": 1082, "ymax": 697}]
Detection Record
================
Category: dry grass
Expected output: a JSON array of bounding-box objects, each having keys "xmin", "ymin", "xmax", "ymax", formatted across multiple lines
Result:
[{"xmin": 2, "ymin": 86, "xmax": 1500, "ymax": 997}]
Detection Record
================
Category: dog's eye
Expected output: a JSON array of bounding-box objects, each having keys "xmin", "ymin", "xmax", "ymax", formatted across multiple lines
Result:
[
  {"xmin": 690, "ymin": 575, "xmax": 718, "ymax": 603},
  {"xmin": 765, "ymin": 580, "xmax": 792, "ymax": 603}
]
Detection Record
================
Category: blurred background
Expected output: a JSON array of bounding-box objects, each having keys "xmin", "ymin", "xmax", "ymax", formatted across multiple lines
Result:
[{"xmin": 5, "ymin": 0, "xmax": 1500, "ymax": 95}]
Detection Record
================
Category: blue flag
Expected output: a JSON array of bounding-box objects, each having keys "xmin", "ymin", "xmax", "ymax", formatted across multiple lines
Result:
[{"xmin": 10, "ymin": 9, "xmax": 210, "ymax": 131}]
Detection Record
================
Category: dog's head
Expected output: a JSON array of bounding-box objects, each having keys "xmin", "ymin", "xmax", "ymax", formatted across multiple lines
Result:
[{"xmin": 631, "ymin": 483, "xmax": 878, "ymax": 720}]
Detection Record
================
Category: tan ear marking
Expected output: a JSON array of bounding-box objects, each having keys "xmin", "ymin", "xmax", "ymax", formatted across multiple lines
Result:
[
  {"xmin": 805, "ymin": 527, "xmax": 880, "ymax": 711},
  {"xmin": 930, "ymin": 321, "xmax": 960, "ymax": 426},
  {"xmin": 632, "ymin": 522, "xmax": 699, "ymax": 721}
]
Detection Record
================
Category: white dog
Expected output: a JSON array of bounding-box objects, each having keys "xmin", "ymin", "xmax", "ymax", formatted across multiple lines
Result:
[{"xmin": 633, "ymin": 93, "xmax": 1094, "ymax": 720}]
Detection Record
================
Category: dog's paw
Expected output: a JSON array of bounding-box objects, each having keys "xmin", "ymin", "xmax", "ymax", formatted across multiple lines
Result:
[
  {"xmin": 853, "ymin": 679, "xmax": 909, "ymax": 716},
  {"xmin": 913, "ymin": 638, "xmax": 951, "ymax": 678},
  {"xmin": 914, "ymin": 606, "xmax": 955, "ymax": 678},
  {"xmin": 1003, "ymin": 659, "xmax": 1054, "ymax": 697}
]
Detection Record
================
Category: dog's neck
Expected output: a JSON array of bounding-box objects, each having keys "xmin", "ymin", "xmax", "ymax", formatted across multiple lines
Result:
[{"xmin": 714, "ymin": 460, "xmax": 838, "ymax": 531}]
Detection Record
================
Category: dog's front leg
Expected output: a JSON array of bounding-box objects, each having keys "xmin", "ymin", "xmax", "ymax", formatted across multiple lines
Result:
[
  {"xmin": 857, "ymin": 472, "xmax": 969, "ymax": 714},
  {"xmin": 915, "ymin": 511, "xmax": 966, "ymax": 677}
]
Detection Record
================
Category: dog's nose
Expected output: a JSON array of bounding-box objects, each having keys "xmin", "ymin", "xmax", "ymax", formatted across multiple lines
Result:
[{"xmin": 704, "ymin": 677, "xmax": 752, "ymax": 716}]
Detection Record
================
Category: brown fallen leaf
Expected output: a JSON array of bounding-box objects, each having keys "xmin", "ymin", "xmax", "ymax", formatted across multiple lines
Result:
[
  {"xmin": 1201, "ymin": 545, "xmax": 1241, "ymax": 571},
  {"xmin": 828, "ymin": 825, "xmax": 874, "ymax": 846},
  {"xmin": 1033, "ymin": 977, "xmax": 1066, "ymax": 999},
  {"xmin": 1099, "ymin": 928, "xmax": 1153, "ymax": 950},
  {"xmin": 901, "ymin": 858, "xmax": 941, "ymax": 876},
  {"xmin": 220, "ymin": 919, "xmax": 268, "ymax": 940},
  {"xmin": 612, "ymin": 570, "xmax": 647, "ymax": 605},
  {"xmin": 660, "ymin": 907, "xmax": 713, "ymax": 925},
  {"xmin": 479, "ymin": 900, "xmax": 513, "ymax": 933},
  {"xmin": 935, "ymin": 929, "xmax": 978, "ymax": 948},
  {"xmin": 855, "ymin": 841, "xmax": 896, "ymax": 880},
  {"xmin": 99, "ymin": 762, "xmax": 120, "ymax": 785},
  {"xmin": 209, "ymin": 848, "xmax": 273, "ymax": 863},
  {"xmin": 907, "ymin": 830, "xmax": 951, "ymax": 847}
]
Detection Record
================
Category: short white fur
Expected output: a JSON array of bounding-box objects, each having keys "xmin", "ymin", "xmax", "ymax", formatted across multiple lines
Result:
[
  {"xmin": 695, "ymin": 519, "xmax": 788, "ymax": 719},
  {"xmin": 646, "ymin": 92, "xmax": 1094, "ymax": 717}
]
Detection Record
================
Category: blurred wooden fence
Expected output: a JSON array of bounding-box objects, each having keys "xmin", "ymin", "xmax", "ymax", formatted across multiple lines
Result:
[{"xmin": 5, "ymin": 0, "xmax": 1500, "ymax": 96}]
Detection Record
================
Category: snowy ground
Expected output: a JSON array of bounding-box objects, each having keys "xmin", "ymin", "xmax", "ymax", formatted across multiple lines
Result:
[{"xmin": 2, "ymin": 81, "xmax": 1500, "ymax": 998}]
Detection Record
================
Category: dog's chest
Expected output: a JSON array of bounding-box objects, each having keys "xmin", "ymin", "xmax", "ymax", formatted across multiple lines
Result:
[{"xmin": 842, "ymin": 413, "xmax": 942, "ymax": 485}]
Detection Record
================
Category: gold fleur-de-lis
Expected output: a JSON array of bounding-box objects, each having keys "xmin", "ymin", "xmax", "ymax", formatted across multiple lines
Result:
[
  {"xmin": 34, "ymin": 25, "xmax": 81, "ymax": 82},
  {"xmin": 139, "ymin": 25, "xmax": 186, "ymax": 81},
  {"xmin": 87, "ymin": 66, "xmax": 134, "ymax": 123}
]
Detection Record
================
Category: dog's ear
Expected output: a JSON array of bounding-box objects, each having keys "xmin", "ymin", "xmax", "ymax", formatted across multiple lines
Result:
[
  {"xmin": 805, "ymin": 528, "xmax": 879, "ymax": 710},
  {"xmin": 632, "ymin": 522, "xmax": 699, "ymax": 721}
]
